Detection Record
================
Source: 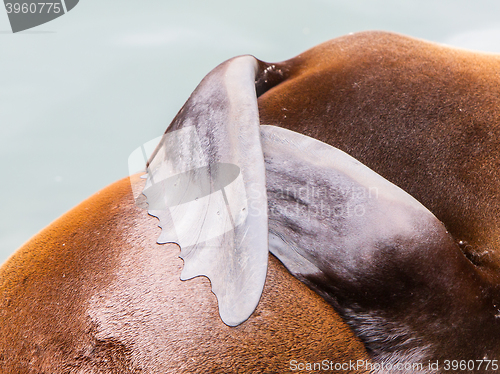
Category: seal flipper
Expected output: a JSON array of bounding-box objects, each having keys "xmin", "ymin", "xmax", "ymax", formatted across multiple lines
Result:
[
  {"xmin": 143, "ymin": 56, "xmax": 268, "ymax": 326},
  {"xmin": 262, "ymin": 125, "xmax": 498, "ymax": 362}
]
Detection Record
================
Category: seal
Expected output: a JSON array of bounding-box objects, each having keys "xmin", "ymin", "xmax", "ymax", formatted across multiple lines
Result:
[{"xmin": 2, "ymin": 30, "xmax": 500, "ymax": 372}]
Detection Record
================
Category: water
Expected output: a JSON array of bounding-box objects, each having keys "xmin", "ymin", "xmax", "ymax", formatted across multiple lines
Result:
[{"xmin": 1, "ymin": 0, "xmax": 500, "ymax": 263}]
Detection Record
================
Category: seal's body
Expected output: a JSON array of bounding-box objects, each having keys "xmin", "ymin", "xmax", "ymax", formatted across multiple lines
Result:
[{"xmin": 2, "ymin": 31, "xmax": 500, "ymax": 372}]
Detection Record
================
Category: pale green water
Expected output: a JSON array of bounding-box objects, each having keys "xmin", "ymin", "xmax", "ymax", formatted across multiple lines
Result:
[{"xmin": 1, "ymin": 0, "xmax": 500, "ymax": 262}]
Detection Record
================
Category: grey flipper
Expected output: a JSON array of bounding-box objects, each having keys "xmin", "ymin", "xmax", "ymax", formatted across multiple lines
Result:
[
  {"xmin": 261, "ymin": 124, "xmax": 436, "ymax": 282},
  {"xmin": 143, "ymin": 56, "xmax": 268, "ymax": 326},
  {"xmin": 260, "ymin": 125, "xmax": 488, "ymax": 362}
]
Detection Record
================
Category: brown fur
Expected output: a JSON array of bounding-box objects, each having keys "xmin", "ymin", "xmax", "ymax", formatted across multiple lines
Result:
[{"xmin": 0, "ymin": 175, "xmax": 368, "ymax": 373}]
